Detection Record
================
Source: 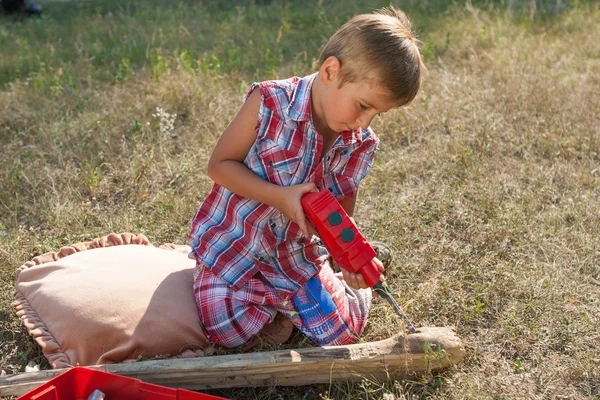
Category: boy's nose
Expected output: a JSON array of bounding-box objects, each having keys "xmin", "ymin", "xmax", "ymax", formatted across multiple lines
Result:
[{"xmin": 357, "ymin": 116, "xmax": 372, "ymax": 129}]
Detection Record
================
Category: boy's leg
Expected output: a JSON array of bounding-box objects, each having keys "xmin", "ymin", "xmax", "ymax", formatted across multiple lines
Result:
[
  {"xmin": 273, "ymin": 261, "xmax": 372, "ymax": 346},
  {"xmin": 194, "ymin": 263, "xmax": 278, "ymax": 348}
]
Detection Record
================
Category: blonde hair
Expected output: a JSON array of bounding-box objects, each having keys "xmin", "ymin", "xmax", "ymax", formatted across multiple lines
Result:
[{"xmin": 318, "ymin": 7, "xmax": 423, "ymax": 107}]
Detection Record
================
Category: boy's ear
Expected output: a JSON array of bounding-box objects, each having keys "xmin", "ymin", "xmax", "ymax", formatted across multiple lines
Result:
[{"xmin": 320, "ymin": 56, "xmax": 342, "ymax": 86}]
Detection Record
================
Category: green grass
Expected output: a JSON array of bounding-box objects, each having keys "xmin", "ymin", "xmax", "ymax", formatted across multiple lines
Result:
[{"xmin": 1, "ymin": 0, "xmax": 600, "ymax": 399}]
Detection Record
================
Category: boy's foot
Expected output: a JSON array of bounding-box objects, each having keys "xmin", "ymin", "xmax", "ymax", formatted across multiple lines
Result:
[
  {"xmin": 370, "ymin": 241, "xmax": 393, "ymax": 269},
  {"xmin": 241, "ymin": 312, "xmax": 294, "ymax": 351}
]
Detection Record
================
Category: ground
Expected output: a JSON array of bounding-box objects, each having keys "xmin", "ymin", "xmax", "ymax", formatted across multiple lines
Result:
[{"xmin": 1, "ymin": 1, "xmax": 599, "ymax": 399}]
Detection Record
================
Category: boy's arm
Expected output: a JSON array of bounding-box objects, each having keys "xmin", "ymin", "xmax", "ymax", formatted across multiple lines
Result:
[
  {"xmin": 339, "ymin": 194, "xmax": 357, "ymax": 217},
  {"xmin": 207, "ymin": 88, "xmax": 317, "ymax": 237}
]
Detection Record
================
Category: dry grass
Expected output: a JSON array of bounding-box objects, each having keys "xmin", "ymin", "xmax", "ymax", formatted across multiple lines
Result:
[{"xmin": 1, "ymin": 1, "xmax": 599, "ymax": 399}]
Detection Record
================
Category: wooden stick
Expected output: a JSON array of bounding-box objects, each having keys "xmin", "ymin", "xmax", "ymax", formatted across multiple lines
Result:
[{"xmin": 0, "ymin": 327, "xmax": 464, "ymax": 397}]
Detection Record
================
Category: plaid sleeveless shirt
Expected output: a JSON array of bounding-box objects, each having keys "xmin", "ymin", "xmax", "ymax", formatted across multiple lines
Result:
[{"xmin": 189, "ymin": 74, "xmax": 379, "ymax": 299}]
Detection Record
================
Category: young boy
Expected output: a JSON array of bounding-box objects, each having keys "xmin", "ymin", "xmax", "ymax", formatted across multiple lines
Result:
[{"xmin": 189, "ymin": 7, "xmax": 423, "ymax": 348}]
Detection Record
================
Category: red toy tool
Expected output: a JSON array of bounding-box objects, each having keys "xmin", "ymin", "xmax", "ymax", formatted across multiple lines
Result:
[
  {"xmin": 17, "ymin": 366, "xmax": 226, "ymax": 400},
  {"xmin": 301, "ymin": 190, "xmax": 417, "ymax": 334}
]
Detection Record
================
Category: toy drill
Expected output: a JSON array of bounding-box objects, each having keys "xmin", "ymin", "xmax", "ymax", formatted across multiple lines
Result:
[{"xmin": 301, "ymin": 190, "xmax": 417, "ymax": 334}]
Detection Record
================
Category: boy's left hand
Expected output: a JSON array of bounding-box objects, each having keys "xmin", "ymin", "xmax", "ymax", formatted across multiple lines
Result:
[{"xmin": 341, "ymin": 257, "xmax": 385, "ymax": 290}]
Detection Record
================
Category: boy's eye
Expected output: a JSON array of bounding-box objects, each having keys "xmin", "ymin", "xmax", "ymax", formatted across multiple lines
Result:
[{"xmin": 359, "ymin": 103, "xmax": 369, "ymax": 111}]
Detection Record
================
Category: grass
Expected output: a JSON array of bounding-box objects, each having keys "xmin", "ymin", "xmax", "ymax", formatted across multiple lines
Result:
[{"xmin": 1, "ymin": 0, "xmax": 599, "ymax": 398}]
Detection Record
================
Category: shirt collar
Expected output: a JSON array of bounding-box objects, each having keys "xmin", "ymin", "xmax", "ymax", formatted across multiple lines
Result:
[
  {"xmin": 286, "ymin": 73, "xmax": 316, "ymax": 122},
  {"xmin": 336, "ymin": 128, "xmax": 363, "ymax": 149}
]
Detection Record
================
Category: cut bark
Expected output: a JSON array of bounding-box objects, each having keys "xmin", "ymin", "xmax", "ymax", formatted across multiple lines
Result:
[{"xmin": 0, "ymin": 326, "xmax": 464, "ymax": 397}]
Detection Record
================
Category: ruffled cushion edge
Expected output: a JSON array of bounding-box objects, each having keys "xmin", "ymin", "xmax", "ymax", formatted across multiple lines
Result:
[{"xmin": 13, "ymin": 233, "xmax": 153, "ymax": 369}]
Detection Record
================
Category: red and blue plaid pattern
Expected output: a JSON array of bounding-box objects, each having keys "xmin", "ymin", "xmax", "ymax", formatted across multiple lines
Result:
[
  {"xmin": 194, "ymin": 260, "xmax": 372, "ymax": 347},
  {"xmin": 189, "ymin": 74, "xmax": 379, "ymax": 299}
]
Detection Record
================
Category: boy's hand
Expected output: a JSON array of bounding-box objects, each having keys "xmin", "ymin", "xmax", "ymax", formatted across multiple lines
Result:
[
  {"xmin": 275, "ymin": 183, "xmax": 319, "ymax": 238},
  {"xmin": 341, "ymin": 257, "xmax": 385, "ymax": 291}
]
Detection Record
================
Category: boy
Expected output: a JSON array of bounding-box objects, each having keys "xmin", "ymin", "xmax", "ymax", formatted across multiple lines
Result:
[{"xmin": 189, "ymin": 7, "xmax": 423, "ymax": 348}]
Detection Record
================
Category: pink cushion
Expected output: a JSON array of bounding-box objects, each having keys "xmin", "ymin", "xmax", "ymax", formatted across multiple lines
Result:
[{"xmin": 14, "ymin": 233, "xmax": 212, "ymax": 368}]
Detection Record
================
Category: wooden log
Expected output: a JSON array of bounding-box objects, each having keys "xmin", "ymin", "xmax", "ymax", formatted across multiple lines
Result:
[{"xmin": 0, "ymin": 326, "xmax": 464, "ymax": 397}]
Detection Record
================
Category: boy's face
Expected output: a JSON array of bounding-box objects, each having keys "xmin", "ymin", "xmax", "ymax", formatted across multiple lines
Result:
[
  {"xmin": 316, "ymin": 57, "xmax": 397, "ymax": 134},
  {"xmin": 322, "ymin": 80, "xmax": 396, "ymax": 133}
]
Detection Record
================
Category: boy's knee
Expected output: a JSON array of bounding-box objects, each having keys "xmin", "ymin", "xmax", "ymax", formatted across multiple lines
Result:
[
  {"xmin": 299, "ymin": 318, "xmax": 362, "ymax": 346},
  {"xmin": 205, "ymin": 327, "xmax": 252, "ymax": 348},
  {"xmin": 199, "ymin": 303, "xmax": 274, "ymax": 348}
]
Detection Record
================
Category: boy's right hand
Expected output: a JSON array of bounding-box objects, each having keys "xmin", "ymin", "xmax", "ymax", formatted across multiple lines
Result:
[{"xmin": 275, "ymin": 183, "xmax": 319, "ymax": 238}]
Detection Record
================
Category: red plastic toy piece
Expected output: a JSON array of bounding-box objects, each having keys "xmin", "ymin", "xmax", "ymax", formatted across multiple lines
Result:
[
  {"xmin": 17, "ymin": 366, "xmax": 226, "ymax": 400},
  {"xmin": 301, "ymin": 190, "xmax": 382, "ymax": 287}
]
